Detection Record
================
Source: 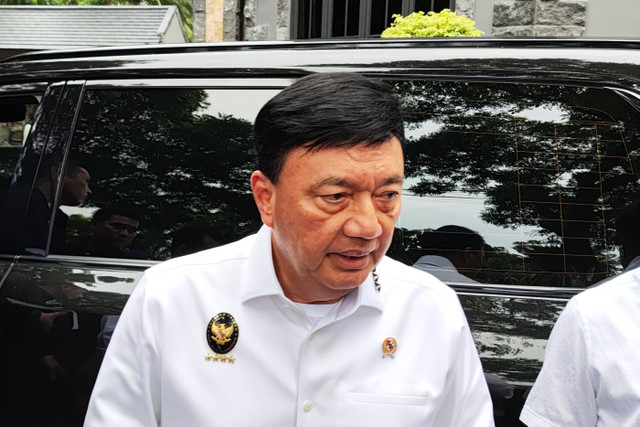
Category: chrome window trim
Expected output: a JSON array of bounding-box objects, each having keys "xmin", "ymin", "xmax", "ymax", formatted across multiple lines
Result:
[{"xmin": 84, "ymin": 78, "xmax": 296, "ymax": 89}]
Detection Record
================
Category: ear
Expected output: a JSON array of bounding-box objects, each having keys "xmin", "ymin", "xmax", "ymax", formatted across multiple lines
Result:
[
  {"xmin": 50, "ymin": 164, "xmax": 62, "ymax": 181},
  {"xmin": 251, "ymin": 171, "xmax": 276, "ymax": 228},
  {"xmin": 462, "ymin": 247, "xmax": 474, "ymax": 264}
]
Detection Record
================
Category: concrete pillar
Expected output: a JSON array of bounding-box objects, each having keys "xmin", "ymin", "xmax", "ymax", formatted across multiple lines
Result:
[{"xmin": 205, "ymin": 0, "xmax": 225, "ymax": 41}]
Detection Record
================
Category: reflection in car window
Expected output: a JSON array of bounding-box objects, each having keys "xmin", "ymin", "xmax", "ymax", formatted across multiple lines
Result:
[
  {"xmin": 0, "ymin": 92, "xmax": 55, "ymax": 255},
  {"xmin": 392, "ymin": 81, "xmax": 640, "ymax": 288},
  {"xmin": 54, "ymin": 88, "xmax": 279, "ymax": 260}
]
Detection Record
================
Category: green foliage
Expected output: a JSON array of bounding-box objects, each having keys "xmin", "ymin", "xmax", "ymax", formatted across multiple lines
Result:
[{"xmin": 381, "ymin": 9, "xmax": 483, "ymax": 38}]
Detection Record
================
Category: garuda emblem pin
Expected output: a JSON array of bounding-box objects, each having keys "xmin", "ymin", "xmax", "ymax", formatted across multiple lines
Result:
[
  {"xmin": 382, "ymin": 337, "xmax": 397, "ymax": 358},
  {"xmin": 206, "ymin": 312, "xmax": 239, "ymax": 354}
]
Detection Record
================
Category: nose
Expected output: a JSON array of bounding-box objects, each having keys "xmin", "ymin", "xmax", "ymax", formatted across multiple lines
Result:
[{"xmin": 343, "ymin": 197, "xmax": 383, "ymax": 240}]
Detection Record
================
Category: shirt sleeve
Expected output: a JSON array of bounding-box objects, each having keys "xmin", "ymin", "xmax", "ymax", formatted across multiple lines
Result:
[
  {"xmin": 434, "ymin": 306, "xmax": 495, "ymax": 427},
  {"xmin": 520, "ymin": 297, "xmax": 597, "ymax": 427},
  {"xmin": 84, "ymin": 275, "xmax": 162, "ymax": 426}
]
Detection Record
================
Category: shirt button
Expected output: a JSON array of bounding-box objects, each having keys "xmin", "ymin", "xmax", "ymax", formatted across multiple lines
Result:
[
  {"xmin": 309, "ymin": 332, "xmax": 317, "ymax": 340},
  {"xmin": 303, "ymin": 400, "xmax": 313, "ymax": 412}
]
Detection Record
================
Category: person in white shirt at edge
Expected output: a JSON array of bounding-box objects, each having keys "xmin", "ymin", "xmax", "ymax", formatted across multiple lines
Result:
[
  {"xmin": 413, "ymin": 225, "xmax": 486, "ymax": 285},
  {"xmin": 520, "ymin": 199, "xmax": 640, "ymax": 427},
  {"xmin": 84, "ymin": 73, "xmax": 494, "ymax": 426}
]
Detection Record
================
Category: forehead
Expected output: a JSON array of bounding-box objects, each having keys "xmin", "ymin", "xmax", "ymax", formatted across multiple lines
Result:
[
  {"xmin": 70, "ymin": 167, "xmax": 90, "ymax": 180},
  {"xmin": 284, "ymin": 138, "xmax": 404, "ymax": 183}
]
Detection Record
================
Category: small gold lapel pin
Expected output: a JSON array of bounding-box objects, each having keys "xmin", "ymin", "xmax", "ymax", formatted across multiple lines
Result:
[{"xmin": 382, "ymin": 337, "xmax": 397, "ymax": 358}]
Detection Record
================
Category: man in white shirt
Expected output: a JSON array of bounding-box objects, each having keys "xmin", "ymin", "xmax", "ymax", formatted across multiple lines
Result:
[
  {"xmin": 521, "ymin": 200, "xmax": 640, "ymax": 426},
  {"xmin": 85, "ymin": 73, "xmax": 493, "ymax": 426},
  {"xmin": 413, "ymin": 225, "xmax": 485, "ymax": 285}
]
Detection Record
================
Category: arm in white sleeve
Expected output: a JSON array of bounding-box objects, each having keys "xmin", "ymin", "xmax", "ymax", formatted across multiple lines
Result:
[
  {"xmin": 435, "ymin": 308, "xmax": 495, "ymax": 427},
  {"xmin": 85, "ymin": 275, "xmax": 162, "ymax": 426},
  {"xmin": 520, "ymin": 298, "xmax": 597, "ymax": 427}
]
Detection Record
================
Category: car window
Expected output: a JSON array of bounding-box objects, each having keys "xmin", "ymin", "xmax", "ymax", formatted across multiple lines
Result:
[
  {"xmin": 391, "ymin": 80, "xmax": 640, "ymax": 288},
  {"xmin": 52, "ymin": 87, "xmax": 279, "ymax": 260},
  {"xmin": 0, "ymin": 87, "xmax": 60, "ymax": 255}
]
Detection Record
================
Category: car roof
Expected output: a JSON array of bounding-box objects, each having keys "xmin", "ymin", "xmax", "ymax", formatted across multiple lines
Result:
[{"xmin": 1, "ymin": 38, "xmax": 640, "ymax": 89}]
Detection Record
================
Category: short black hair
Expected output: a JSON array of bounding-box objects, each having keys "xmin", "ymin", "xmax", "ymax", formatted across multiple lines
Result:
[
  {"xmin": 419, "ymin": 225, "xmax": 485, "ymax": 255},
  {"xmin": 93, "ymin": 204, "xmax": 141, "ymax": 224},
  {"xmin": 65, "ymin": 160, "xmax": 86, "ymax": 178},
  {"xmin": 253, "ymin": 73, "xmax": 404, "ymax": 183}
]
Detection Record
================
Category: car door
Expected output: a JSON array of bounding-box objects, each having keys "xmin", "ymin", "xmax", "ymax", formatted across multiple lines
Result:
[{"xmin": 0, "ymin": 77, "xmax": 293, "ymax": 426}]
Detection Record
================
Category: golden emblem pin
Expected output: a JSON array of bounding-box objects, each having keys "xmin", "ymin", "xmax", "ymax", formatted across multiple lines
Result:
[
  {"xmin": 205, "ymin": 312, "xmax": 239, "ymax": 362},
  {"xmin": 382, "ymin": 337, "xmax": 397, "ymax": 358}
]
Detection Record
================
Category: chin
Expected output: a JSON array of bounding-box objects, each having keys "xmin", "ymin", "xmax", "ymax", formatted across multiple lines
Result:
[{"xmin": 327, "ymin": 273, "xmax": 371, "ymax": 290}]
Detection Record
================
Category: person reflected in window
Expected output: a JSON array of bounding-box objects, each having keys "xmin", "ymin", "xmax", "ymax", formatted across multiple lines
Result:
[
  {"xmin": 0, "ymin": 103, "xmax": 37, "ymax": 147},
  {"xmin": 413, "ymin": 225, "xmax": 485, "ymax": 285},
  {"xmin": 50, "ymin": 161, "xmax": 92, "ymax": 252},
  {"xmin": 0, "ymin": 158, "xmax": 90, "ymax": 255},
  {"xmin": 521, "ymin": 199, "xmax": 640, "ymax": 426},
  {"xmin": 69, "ymin": 204, "xmax": 144, "ymax": 259}
]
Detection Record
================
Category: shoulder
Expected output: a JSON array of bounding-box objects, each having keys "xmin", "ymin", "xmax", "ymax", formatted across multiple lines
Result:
[
  {"xmin": 573, "ymin": 267, "xmax": 640, "ymax": 310},
  {"xmin": 557, "ymin": 267, "xmax": 640, "ymax": 334},
  {"xmin": 376, "ymin": 256, "xmax": 464, "ymax": 326}
]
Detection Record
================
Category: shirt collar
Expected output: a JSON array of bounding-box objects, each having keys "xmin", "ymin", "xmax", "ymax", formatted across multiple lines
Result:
[
  {"xmin": 414, "ymin": 255, "xmax": 457, "ymax": 270},
  {"xmin": 240, "ymin": 225, "xmax": 383, "ymax": 314},
  {"xmin": 240, "ymin": 225, "xmax": 285, "ymax": 302}
]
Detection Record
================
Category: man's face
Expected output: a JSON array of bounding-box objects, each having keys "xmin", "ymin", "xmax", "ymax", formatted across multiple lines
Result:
[
  {"xmin": 61, "ymin": 167, "xmax": 91, "ymax": 206},
  {"xmin": 93, "ymin": 214, "xmax": 140, "ymax": 250},
  {"xmin": 252, "ymin": 137, "xmax": 404, "ymax": 303}
]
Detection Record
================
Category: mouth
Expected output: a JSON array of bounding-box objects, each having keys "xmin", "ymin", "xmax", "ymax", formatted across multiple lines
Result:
[{"xmin": 329, "ymin": 250, "xmax": 374, "ymax": 270}]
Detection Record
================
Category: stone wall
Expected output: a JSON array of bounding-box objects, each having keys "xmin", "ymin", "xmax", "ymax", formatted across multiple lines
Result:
[
  {"xmin": 243, "ymin": 0, "xmax": 290, "ymax": 41},
  {"xmin": 244, "ymin": 0, "xmax": 267, "ymax": 40},
  {"xmin": 492, "ymin": 0, "xmax": 588, "ymax": 37},
  {"xmin": 455, "ymin": 0, "xmax": 476, "ymax": 19},
  {"xmin": 192, "ymin": 0, "xmax": 206, "ymax": 42}
]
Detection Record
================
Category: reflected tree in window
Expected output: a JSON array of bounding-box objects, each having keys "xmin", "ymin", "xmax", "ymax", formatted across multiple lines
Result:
[
  {"xmin": 69, "ymin": 89, "xmax": 261, "ymax": 259},
  {"xmin": 395, "ymin": 80, "xmax": 640, "ymax": 287}
]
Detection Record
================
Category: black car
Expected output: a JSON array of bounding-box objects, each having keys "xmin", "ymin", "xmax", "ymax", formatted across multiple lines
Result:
[{"xmin": 1, "ymin": 39, "xmax": 639, "ymax": 426}]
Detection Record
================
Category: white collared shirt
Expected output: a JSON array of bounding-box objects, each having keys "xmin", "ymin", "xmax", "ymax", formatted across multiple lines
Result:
[
  {"xmin": 85, "ymin": 226, "xmax": 493, "ymax": 426},
  {"xmin": 521, "ymin": 267, "xmax": 640, "ymax": 427},
  {"xmin": 413, "ymin": 255, "xmax": 480, "ymax": 285}
]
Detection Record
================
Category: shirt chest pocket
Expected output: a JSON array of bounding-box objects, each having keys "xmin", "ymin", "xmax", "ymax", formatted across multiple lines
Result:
[
  {"xmin": 347, "ymin": 391, "xmax": 428, "ymax": 406},
  {"xmin": 332, "ymin": 390, "xmax": 431, "ymax": 427}
]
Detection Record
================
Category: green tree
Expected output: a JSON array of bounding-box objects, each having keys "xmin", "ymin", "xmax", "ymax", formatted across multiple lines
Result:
[{"xmin": 381, "ymin": 9, "xmax": 483, "ymax": 38}]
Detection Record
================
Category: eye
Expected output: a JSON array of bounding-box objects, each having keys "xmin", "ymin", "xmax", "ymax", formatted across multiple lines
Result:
[
  {"xmin": 379, "ymin": 191, "xmax": 399, "ymax": 201},
  {"xmin": 323, "ymin": 193, "xmax": 346, "ymax": 203}
]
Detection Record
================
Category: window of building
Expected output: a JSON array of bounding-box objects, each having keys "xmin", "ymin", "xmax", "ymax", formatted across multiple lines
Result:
[{"xmin": 294, "ymin": 0, "xmax": 455, "ymax": 39}]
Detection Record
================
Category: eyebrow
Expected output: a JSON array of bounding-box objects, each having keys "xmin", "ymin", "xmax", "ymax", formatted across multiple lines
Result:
[{"xmin": 314, "ymin": 175, "xmax": 404, "ymax": 188}]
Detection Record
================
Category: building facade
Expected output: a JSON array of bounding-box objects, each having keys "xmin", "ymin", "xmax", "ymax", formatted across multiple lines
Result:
[{"xmin": 193, "ymin": 0, "xmax": 640, "ymax": 42}]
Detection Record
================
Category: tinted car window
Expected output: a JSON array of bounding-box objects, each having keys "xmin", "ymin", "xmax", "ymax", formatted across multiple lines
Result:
[
  {"xmin": 392, "ymin": 80, "xmax": 640, "ymax": 288},
  {"xmin": 52, "ymin": 87, "xmax": 279, "ymax": 260},
  {"xmin": 0, "ymin": 86, "xmax": 60, "ymax": 255}
]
